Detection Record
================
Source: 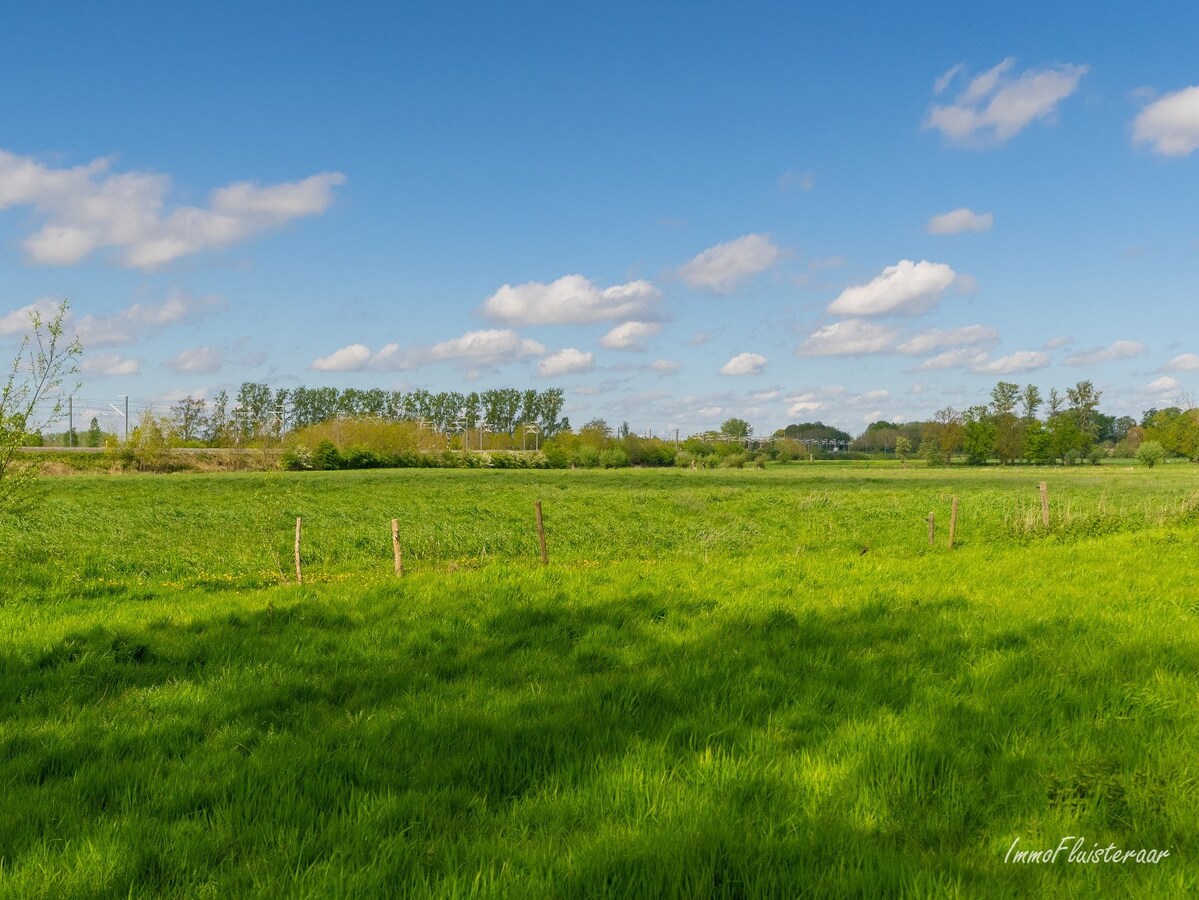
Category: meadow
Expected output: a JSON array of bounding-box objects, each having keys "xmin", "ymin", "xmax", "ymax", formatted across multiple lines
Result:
[{"xmin": 1, "ymin": 463, "xmax": 1198, "ymax": 897}]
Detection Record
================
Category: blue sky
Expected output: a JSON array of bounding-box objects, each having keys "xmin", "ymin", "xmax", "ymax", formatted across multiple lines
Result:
[{"xmin": 2, "ymin": 1, "xmax": 1197, "ymax": 436}]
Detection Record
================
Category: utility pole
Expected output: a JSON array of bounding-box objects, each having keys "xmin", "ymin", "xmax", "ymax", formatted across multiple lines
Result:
[
  {"xmin": 110, "ymin": 399, "xmax": 127, "ymax": 442},
  {"xmin": 68, "ymin": 395, "xmax": 73, "ymax": 447}
]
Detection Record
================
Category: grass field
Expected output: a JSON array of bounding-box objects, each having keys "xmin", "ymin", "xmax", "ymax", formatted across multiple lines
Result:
[{"xmin": 2, "ymin": 464, "xmax": 1198, "ymax": 897}]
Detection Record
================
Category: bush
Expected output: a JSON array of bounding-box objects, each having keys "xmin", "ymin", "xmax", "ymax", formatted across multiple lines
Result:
[
  {"xmin": 719, "ymin": 452, "xmax": 748, "ymax": 469},
  {"xmin": 674, "ymin": 450, "xmax": 696, "ymax": 469},
  {"xmin": 281, "ymin": 446, "xmax": 315, "ymax": 470},
  {"xmin": 1087, "ymin": 447, "xmax": 1105, "ymax": 466},
  {"xmin": 313, "ymin": 440, "xmax": 342, "ymax": 470},
  {"xmin": 575, "ymin": 445, "xmax": 601, "ymax": 468},
  {"xmin": 1064, "ymin": 449, "xmax": 1081, "ymax": 466},
  {"xmin": 542, "ymin": 443, "xmax": 570, "ymax": 468},
  {"xmin": 599, "ymin": 447, "xmax": 630, "ymax": 468},
  {"xmin": 488, "ymin": 451, "xmax": 527, "ymax": 469},
  {"xmin": 1137, "ymin": 441, "xmax": 1166, "ymax": 468},
  {"xmin": 105, "ymin": 434, "xmax": 136, "ymax": 470},
  {"xmin": 341, "ymin": 446, "xmax": 380, "ymax": 469}
]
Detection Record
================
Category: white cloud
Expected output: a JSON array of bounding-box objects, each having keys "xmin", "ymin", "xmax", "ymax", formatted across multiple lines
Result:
[
  {"xmin": 0, "ymin": 298, "xmax": 62, "ymax": 335},
  {"xmin": 852, "ymin": 389, "xmax": 891, "ymax": 405},
  {"xmin": 719, "ymin": 352, "xmax": 767, "ymax": 376},
  {"xmin": 1064, "ymin": 340, "xmax": 1148, "ymax": 366},
  {"xmin": 154, "ymin": 388, "xmax": 209, "ymax": 406},
  {"xmin": 779, "ymin": 385, "xmax": 893, "ymax": 420},
  {"xmin": 827, "ymin": 260, "xmax": 962, "ymax": 317},
  {"xmin": 481, "ymin": 274, "xmax": 659, "ymax": 325},
  {"xmin": 678, "ymin": 234, "xmax": 782, "ymax": 293},
  {"xmin": 934, "ymin": 63, "xmax": 965, "ymax": 95},
  {"xmin": 2, "ymin": 291, "xmax": 224, "ymax": 347},
  {"xmin": 0, "ymin": 148, "xmax": 344, "ymax": 269},
  {"xmin": 926, "ymin": 208, "xmax": 993, "ymax": 235},
  {"xmin": 312, "ymin": 343, "xmax": 374, "ymax": 372},
  {"xmin": 74, "ymin": 290, "xmax": 227, "ymax": 346},
  {"xmin": 81, "ymin": 353, "xmax": 139, "ymax": 377},
  {"xmin": 600, "ymin": 320, "xmax": 662, "ymax": 350},
  {"xmin": 896, "ymin": 325, "xmax": 998, "ymax": 356},
  {"xmin": 797, "ymin": 319, "xmax": 901, "ymax": 356},
  {"xmin": 925, "ymin": 58, "xmax": 1087, "ymax": 145},
  {"xmin": 916, "ymin": 348, "xmax": 990, "ymax": 371},
  {"xmin": 1045, "ymin": 336, "xmax": 1074, "ymax": 350},
  {"xmin": 1148, "ymin": 376, "xmax": 1181, "ymax": 393},
  {"xmin": 649, "ymin": 359, "xmax": 681, "ymax": 374},
  {"xmin": 430, "ymin": 329, "xmax": 545, "ymax": 364},
  {"xmin": 787, "ymin": 394, "xmax": 823, "ymax": 415},
  {"xmin": 312, "ymin": 329, "xmax": 546, "ymax": 373},
  {"xmin": 914, "ymin": 346, "xmax": 1050, "ymax": 375},
  {"xmin": 537, "ymin": 348, "xmax": 594, "ymax": 377},
  {"xmin": 1164, "ymin": 353, "xmax": 1199, "ymax": 372},
  {"xmin": 972, "ymin": 350, "xmax": 1051, "ymax": 375},
  {"xmin": 1133, "ymin": 86, "xmax": 1199, "ymax": 156},
  {"xmin": 163, "ymin": 346, "xmax": 224, "ymax": 375}
]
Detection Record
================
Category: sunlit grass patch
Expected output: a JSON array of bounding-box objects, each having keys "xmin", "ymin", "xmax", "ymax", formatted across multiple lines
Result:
[{"xmin": 0, "ymin": 465, "xmax": 1197, "ymax": 896}]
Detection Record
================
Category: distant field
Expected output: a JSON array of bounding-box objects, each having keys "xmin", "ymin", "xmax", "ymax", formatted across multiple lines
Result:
[{"xmin": 2, "ymin": 465, "xmax": 1198, "ymax": 897}]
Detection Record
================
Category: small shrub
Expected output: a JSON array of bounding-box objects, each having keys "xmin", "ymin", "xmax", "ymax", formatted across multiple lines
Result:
[
  {"xmin": 281, "ymin": 446, "xmax": 315, "ymax": 470},
  {"xmin": 489, "ymin": 451, "xmax": 525, "ymax": 469},
  {"xmin": 575, "ymin": 445, "xmax": 601, "ymax": 468},
  {"xmin": 542, "ymin": 443, "xmax": 569, "ymax": 468},
  {"xmin": 599, "ymin": 447, "xmax": 630, "ymax": 468},
  {"xmin": 674, "ymin": 450, "xmax": 696, "ymax": 469},
  {"xmin": 1137, "ymin": 441, "xmax": 1166, "ymax": 468},
  {"xmin": 313, "ymin": 440, "xmax": 342, "ymax": 470},
  {"xmin": 341, "ymin": 446, "xmax": 379, "ymax": 469}
]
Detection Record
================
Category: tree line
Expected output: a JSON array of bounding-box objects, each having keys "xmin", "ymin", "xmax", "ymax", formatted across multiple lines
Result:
[
  {"xmin": 158, "ymin": 384, "xmax": 570, "ymax": 447},
  {"xmin": 836, "ymin": 380, "xmax": 1197, "ymax": 465}
]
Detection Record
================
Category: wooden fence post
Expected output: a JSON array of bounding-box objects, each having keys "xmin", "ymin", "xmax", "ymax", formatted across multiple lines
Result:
[
  {"xmin": 535, "ymin": 500, "xmax": 548, "ymax": 565},
  {"xmin": 1040, "ymin": 481, "xmax": 1050, "ymax": 528},
  {"xmin": 927, "ymin": 512, "xmax": 935, "ymax": 546},
  {"xmin": 294, "ymin": 517, "xmax": 303, "ymax": 584},
  {"xmin": 391, "ymin": 518, "xmax": 403, "ymax": 576},
  {"xmin": 948, "ymin": 497, "xmax": 959, "ymax": 549}
]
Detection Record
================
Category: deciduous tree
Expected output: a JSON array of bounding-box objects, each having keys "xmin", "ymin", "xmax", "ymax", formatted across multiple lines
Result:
[{"xmin": 0, "ymin": 300, "xmax": 81, "ymax": 512}]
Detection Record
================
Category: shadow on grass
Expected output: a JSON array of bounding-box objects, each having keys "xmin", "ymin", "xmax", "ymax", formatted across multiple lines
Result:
[{"xmin": 1, "ymin": 584, "xmax": 1196, "ymax": 897}]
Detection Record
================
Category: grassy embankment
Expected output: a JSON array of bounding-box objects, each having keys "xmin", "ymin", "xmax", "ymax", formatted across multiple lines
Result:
[{"xmin": 1, "ymin": 465, "xmax": 1197, "ymax": 897}]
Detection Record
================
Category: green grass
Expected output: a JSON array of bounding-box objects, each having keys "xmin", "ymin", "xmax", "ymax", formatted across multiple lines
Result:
[{"xmin": 2, "ymin": 465, "xmax": 1198, "ymax": 897}]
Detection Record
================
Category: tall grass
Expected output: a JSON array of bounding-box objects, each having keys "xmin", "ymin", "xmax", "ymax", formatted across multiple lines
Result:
[{"xmin": 1, "ymin": 465, "xmax": 1197, "ymax": 897}]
